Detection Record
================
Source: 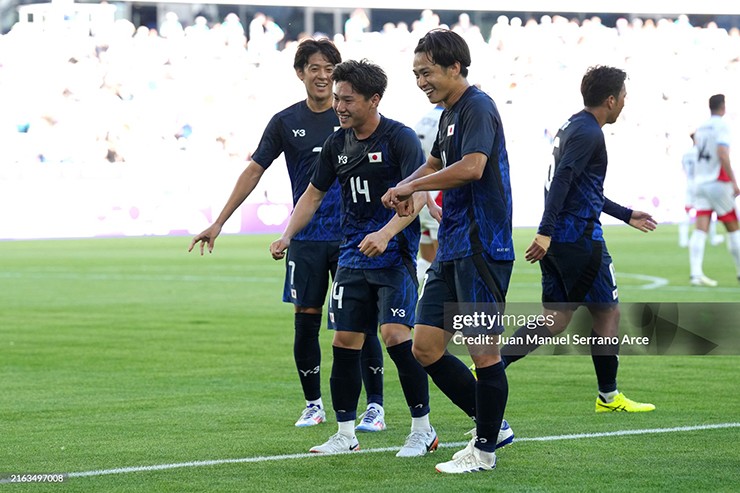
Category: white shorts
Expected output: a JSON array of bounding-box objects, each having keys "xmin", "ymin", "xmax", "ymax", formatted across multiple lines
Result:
[
  {"xmin": 419, "ymin": 206, "xmax": 439, "ymax": 245},
  {"xmin": 694, "ymin": 181, "xmax": 737, "ymax": 217}
]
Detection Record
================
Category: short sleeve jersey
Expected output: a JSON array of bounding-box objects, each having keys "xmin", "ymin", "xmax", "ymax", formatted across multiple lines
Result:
[
  {"xmin": 693, "ymin": 115, "xmax": 732, "ymax": 184},
  {"xmin": 430, "ymin": 86, "xmax": 514, "ymax": 262},
  {"xmin": 414, "ymin": 105, "xmax": 444, "ymax": 157},
  {"xmin": 538, "ymin": 110, "xmax": 608, "ymax": 242},
  {"xmin": 251, "ymin": 101, "xmax": 342, "ymax": 242},
  {"xmin": 311, "ymin": 116, "xmax": 424, "ymax": 269}
]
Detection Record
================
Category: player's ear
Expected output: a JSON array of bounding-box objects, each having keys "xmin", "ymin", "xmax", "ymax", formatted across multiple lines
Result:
[
  {"xmin": 295, "ymin": 67, "xmax": 306, "ymax": 81},
  {"xmin": 370, "ymin": 93, "xmax": 381, "ymax": 108}
]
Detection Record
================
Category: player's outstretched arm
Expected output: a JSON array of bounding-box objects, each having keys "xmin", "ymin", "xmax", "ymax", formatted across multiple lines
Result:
[
  {"xmin": 270, "ymin": 184, "xmax": 326, "ymax": 260},
  {"xmin": 628, "ymin": 210, "xmax": 657, "ymax": 233},
  {"xmin": 188, "ymin": 162, "xmax": 266, "ymax": 255},
  {"xmin": 382, "ymin": 157, "xmax": 442, "ymax": 213},
  {"xmin": 359, "ymin": 191, "xmax": 427, "ymax": 258}
]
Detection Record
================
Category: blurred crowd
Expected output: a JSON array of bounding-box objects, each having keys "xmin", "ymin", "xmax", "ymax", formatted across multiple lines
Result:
[{"xmin": 1, "ymin": 7, "xmax": 739, "ymax": 195}]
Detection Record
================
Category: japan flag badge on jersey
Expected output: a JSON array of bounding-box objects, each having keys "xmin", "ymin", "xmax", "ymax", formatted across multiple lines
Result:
[
  {"xmin": 368, "ymin": 152, "xmax": 383, "ymax": 163},
  {"xmin": 447, "ymin": 124, "xmax": 455, "ymax": 136}
]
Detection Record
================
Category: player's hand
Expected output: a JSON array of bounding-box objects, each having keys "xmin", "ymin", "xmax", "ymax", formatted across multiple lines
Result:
[
  {"xmin": 427, "ymin": 196, "xmax": 442, "ymax": 223},
  {"xmin": 188, "ymin": 223, "xmax": 222, "ymax": 255},
  {"xmin": 382, "ymin": 184, "xmax": 414, "ymax": 211},
  {"xmin": 524, "ymin": 234, "xmax": 551, "ymax": 263},
  {"xmin": 270, "ymin": 237, "xmax": 290, "ymax": 260},
  {"xmin": 628, "ymin": 210, "xmax": 657, "ymax": 233},
  {"xmin": 358, "ymin": 231, "xmax": 390, "ymax": 257}
]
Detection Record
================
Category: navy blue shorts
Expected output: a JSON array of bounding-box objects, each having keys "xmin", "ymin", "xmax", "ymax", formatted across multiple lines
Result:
[
  {"xmin": 328, "ymin": 262, "xmax": 418, "ymax": 334},
  {"xmin": 540, "ymin": 236, "xmax": 618, "ymax": 309},
  {"xmin": 282, "ymin": 240, "xmax": 340, "ymax": 308},
  {"xmin": 416, "ymin": 252, "xmax": 513, "ymax": 335}
]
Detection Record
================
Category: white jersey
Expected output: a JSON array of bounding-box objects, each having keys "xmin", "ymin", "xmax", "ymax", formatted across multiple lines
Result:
[
  {"xmin": 681, "ymin": 146, "xmax": 697, "ymax": 183},
  {"xmin": 414, "ymin": 105, "xmax": 443, "ymax": 157},
  {"xmin": 693, "ymin": 115, "xmax": 731, "ymax": 185}
]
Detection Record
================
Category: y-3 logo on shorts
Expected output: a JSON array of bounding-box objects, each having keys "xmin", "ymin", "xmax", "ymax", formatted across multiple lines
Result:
[{"xmin": 390, "ymin": 308, "xmax": 406, "ymax": 317}]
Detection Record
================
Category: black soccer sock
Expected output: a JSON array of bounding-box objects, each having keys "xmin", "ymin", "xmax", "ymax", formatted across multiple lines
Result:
[
  {"xmin": 293, "ymin": 312, "xmax": 322, "ymax": 401},
  {"xmin": 330, "ymin": 346, "xmax": 362, "ymax": 423},
  {"xmin": 387, "ymin": 340, "xmax": 430, "ymax": 418},
  {"xmin": 474, "ymin": 362, "xmax": 508, "ymax": 453},
  {"xmin": 590, "ymin": 329, "xmax": 619, "ymax": 394},
  {"xmin": 361, "ymin": 332, "xmax": 384, "ymax": 407},
  {"xmin": 424, "ymin": 352, "xmax": 476, "ymax": 418},
  {"xmin": 500, "ymin": 323, "xmax": 552, "ymax": 368}
]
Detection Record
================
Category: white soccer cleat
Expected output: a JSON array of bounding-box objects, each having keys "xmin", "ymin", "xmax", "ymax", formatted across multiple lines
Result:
[
  {"xmin": 710, "ymin": 235, "xmax": 725, "ymax": 246},
  {"xmin": 690, "ymin": 275, "xmax": 718, "ymax": 287},
  {"xmin": 436, "ymin": 446, "xmax": 496, "ymax": 474},
  {"xmin": 453, "ymin": 419, "xmax": 514, "ymax": 459},
  {"xmin": 355, "ymin": 404, "xmax": 386, "ymax": 432},
  {"xmin": 309, "ymin": 432, "xmax": 360, "ymax": 454},
  {"xmin": 294, "ymin": 404, "xmax": 326, "ymax": 428},
  {"xmin": 396, "ymin": 426, "xmax": 439, "ymax": 457}
]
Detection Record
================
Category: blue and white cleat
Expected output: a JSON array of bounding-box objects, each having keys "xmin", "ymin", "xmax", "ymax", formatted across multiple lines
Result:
[
  {"xmin": 355, "ymin": 404, "xmax": 386, "ymax": 432},
  {"xmin": 294, "ymin": 404, "xmax": 326, "ymax": 428}
]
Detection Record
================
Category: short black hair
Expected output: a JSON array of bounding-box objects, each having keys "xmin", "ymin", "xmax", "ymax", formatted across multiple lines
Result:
[
  {"xmin": 580, "ymin": 66, "xmax": 627, "ymax": 107},
  {"xmin": 709, "ymin": 94, "xmax": 725, "ymax": 112},
  {"xmin": 293, "ymin": 38, "xmax": 341, "ymax": 71},
  {"xmin": 414, "ymin": 28, "xmax": 471, "ymax": 78},
  {"xmin": 332, "ymin": 59, "xmax": 387, "ymax": 100}
]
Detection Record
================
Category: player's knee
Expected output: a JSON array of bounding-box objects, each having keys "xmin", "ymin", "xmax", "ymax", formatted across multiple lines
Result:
[
  {"xmin": 380, "ymin": 325, "xmax": 411, "ymax": 347},
  {"xmin": 411, "ymin": 340, "xmax": 442, "ymax": 367}
]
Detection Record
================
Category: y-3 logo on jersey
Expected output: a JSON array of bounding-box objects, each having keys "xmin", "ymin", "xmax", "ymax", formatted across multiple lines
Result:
[
  {"xmin": 292, "ymin": 129, "xmax": 306, "ymax": 137},
  {"xmin": 337, "ymin": 155, "xmax": 348, "ymax": 165}
]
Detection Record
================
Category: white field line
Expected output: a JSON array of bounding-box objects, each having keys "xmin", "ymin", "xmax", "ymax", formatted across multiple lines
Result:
[{"xmin": 64, "ymin": 422, "xmax": 740, "ymax": 479}]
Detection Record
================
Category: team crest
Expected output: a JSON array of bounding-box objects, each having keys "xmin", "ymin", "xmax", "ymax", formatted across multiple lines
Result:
[
  {"xmin": 447, "ymin": 124, "xmax": 455, "ymax": 136},
  {"xmin": 368, "ymin": 152, "xmax": 383, "ymax": 163}
]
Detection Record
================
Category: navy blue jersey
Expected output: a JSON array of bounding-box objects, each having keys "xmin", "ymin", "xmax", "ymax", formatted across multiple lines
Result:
[
  {"xmin": 251, "ymin": 100, "xmax": 342, "ymax": 242},
  {"xmin": 431, "ymin": 86, "xmax": 514, "ymax": 262},
  {"xmin": 538, "ymin": 110, "xmax": 610, "ymax": 242},
  {"xmin": 311, "ymin": 116, "xmax": 424, "ymax": 269}
]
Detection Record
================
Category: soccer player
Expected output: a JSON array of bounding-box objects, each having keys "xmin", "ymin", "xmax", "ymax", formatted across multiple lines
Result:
[
  {"xmin": 188, "ymin": 38, "xmax": 387, "ymax": 432},
  {"xmin": 679, "ymin": 133, "xmax": 724, "ymax": 250},
  {"xmin": 500, "ymin": 65, "xmax": 657, "ymax": 413},
  {"xmin": 688, "ymin": 94, "xmax": 740, "ymax": 286},
  {"xmin": 270, "ymin": 59, "xmax": 437, "ymax": 457},
  {"xmin": 383, "ymin": 29, "xmax": 515, "ymax": 474}
]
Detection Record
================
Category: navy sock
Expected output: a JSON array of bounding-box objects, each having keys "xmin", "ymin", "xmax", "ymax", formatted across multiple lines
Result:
[
  {"xmin": 474, "ymin": 362, "xmax": 508, "ymax": 453},
  {"xmin": 500, "ymin": 323, "xmax": 552, "ymax": 367},
  {"xmin": 387, "ymin": 340, "xmax": 430, "ymax": 418},
  {"xmin": 591, "ymin": 330, "xmax": 619, "ymax": 394},
  {"xmin": 330, "ymin": 346, "xmax": 362, "ymax": 423},
  {"xmin": 293, "ymin": 313, "xmax": 322, "ymax": 401},
  {"xmin": 424, "ymin": 352, "xmax": 476, "ymax": 418},
  {"xmin": 361, "ymin": 332, "xmax": 384, "ymax": 407}
]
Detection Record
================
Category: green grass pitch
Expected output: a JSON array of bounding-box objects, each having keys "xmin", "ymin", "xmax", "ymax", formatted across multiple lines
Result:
[{"xmin": 1, "ymin": 225, "xmax": 739, "ymax": 492}]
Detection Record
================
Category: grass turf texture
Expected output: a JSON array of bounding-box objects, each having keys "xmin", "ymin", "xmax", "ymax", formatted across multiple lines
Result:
[{"xmin": 1, "ymin": 225, "xmax": 739, "ymax": 492}]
